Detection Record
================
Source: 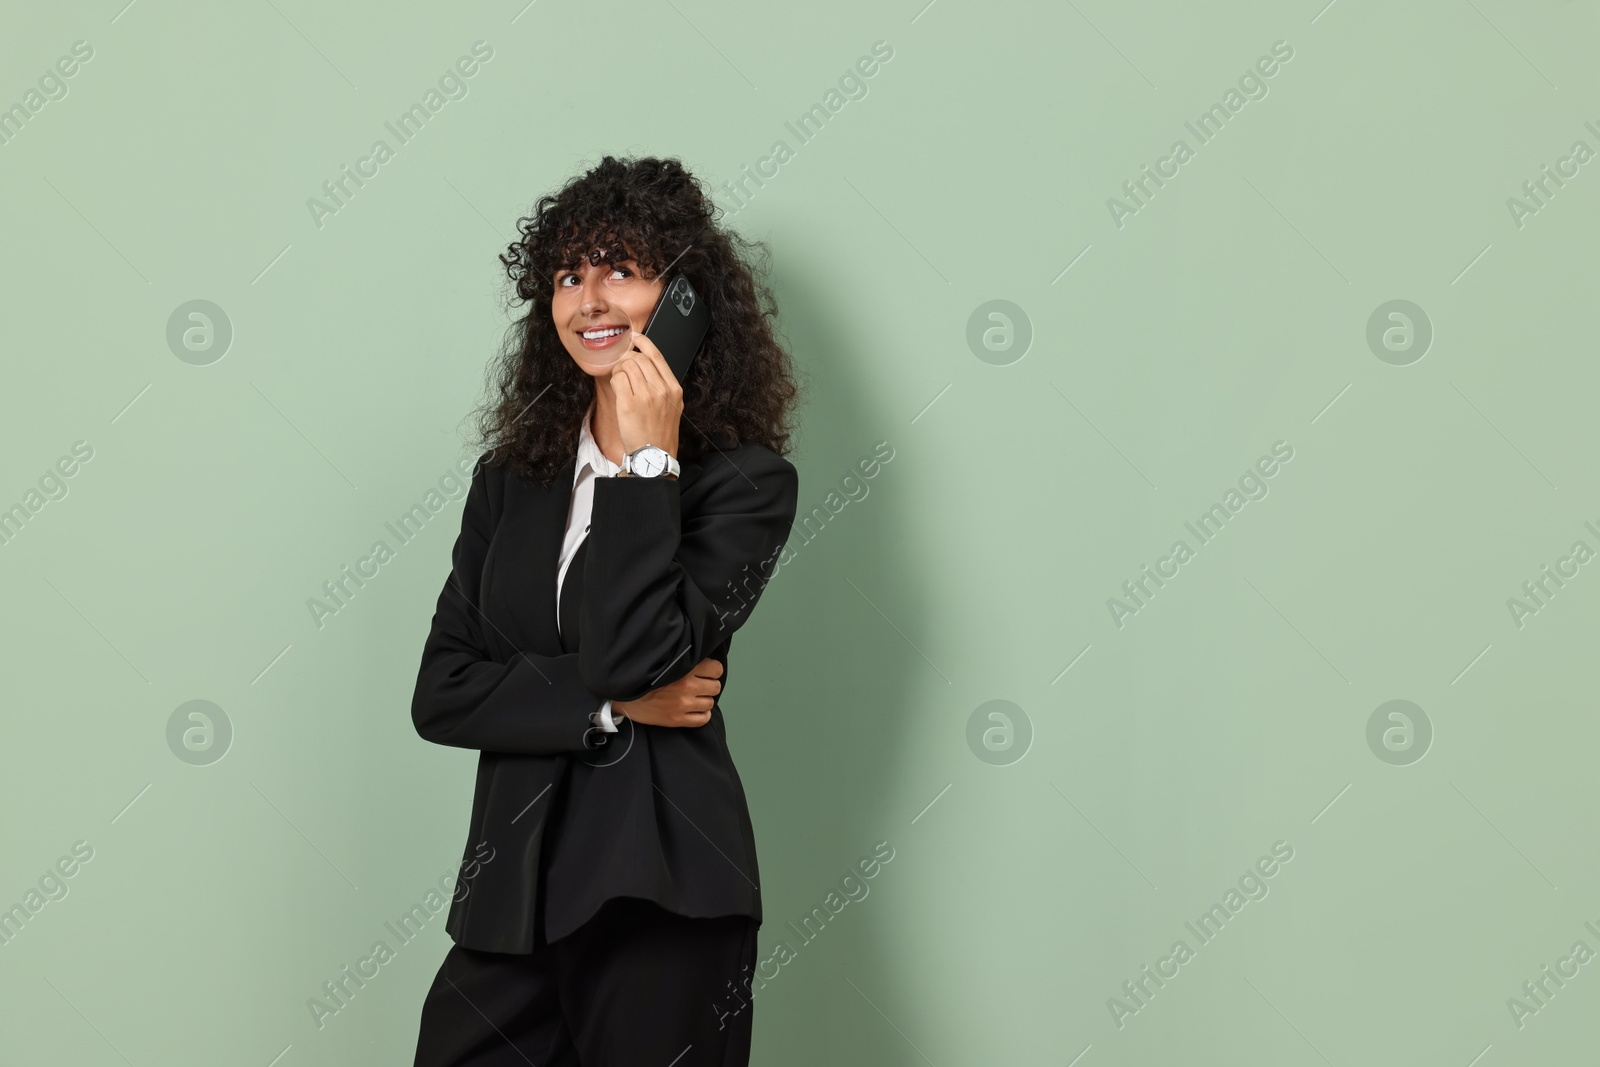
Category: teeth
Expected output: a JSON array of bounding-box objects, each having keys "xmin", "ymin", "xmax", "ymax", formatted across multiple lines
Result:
[{"xmin": 583, "ymin": 326, "xmax": 625, "ymax": 340}]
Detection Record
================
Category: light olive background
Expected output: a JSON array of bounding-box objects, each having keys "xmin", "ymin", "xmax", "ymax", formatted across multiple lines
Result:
[{"xmin": 3, "ymin": 0, "xmax": 1599, "ymax": 1064}]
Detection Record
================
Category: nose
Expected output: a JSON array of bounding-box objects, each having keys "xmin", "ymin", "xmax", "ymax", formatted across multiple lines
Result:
[{"xmin": 578, "ymin": 272, "xmax": 610, "ymax": 315}]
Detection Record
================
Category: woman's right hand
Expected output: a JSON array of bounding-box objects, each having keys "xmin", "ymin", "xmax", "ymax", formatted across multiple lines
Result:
[{"xmin": 612, "ymin": 657, "xmax": 724, "ymax": 728}]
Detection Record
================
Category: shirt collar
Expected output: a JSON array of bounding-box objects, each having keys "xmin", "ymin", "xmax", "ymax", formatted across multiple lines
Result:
[{"xmin": 576, "ymin": 403, "xmax": 621, "ymax": 482}]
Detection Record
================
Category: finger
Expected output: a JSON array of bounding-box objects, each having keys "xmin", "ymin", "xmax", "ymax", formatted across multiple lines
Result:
[
  {"xmin": 628, "ymin": 329, "xmax": 662, "ymax": 362},
  {"xmin": 609, "ymin": 353, "xmax": 644, "ymax": 398},
  {"xmin": 623, "ymin": 342, "xmax": 672, "ymax": 396},
  {"xmin": 694, "ymin": 658, "xmax": 725, "ymax": 678},
  {"xmin": 627, "ymin": 331, "xmax": 681, "ymax": 392},
  {"xmin": 606, "ymin": 353, "xmax": 634, "ymax": 395}
]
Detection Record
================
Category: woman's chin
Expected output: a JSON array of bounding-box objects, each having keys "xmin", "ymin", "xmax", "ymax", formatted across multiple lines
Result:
[
  {"xmin": 568, "ymin": 335, "xmax": 636, "ymax": 372},
  {"xmin": 569, "ymin": 348, "xmax": 624, "ymax": 373}
]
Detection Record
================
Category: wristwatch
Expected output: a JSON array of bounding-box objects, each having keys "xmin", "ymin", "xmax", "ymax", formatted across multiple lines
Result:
[{"xmin": 620, "ymin": 444, "xmax": 680, "ymax": 479}]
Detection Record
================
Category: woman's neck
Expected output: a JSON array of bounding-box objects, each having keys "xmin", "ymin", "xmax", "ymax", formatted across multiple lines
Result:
[{"xmin": 590, "ymin": 379, "xmax": 626, "ymax": 468}]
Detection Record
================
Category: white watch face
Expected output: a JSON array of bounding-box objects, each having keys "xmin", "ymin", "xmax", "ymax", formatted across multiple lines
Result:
[{"xmin": 634, "ymin": 447, "xmax": 666, "ymax": 477}]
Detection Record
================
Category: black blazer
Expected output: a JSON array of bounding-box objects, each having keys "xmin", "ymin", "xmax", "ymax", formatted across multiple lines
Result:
[{"xmin": 411, "ymin": 440, "xmax": 799, "ymax": 953}]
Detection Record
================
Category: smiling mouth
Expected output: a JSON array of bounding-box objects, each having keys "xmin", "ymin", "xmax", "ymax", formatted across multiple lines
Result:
[{"xmin": 579, "ymin": 324, "xmax": 628, "ymax": 349}]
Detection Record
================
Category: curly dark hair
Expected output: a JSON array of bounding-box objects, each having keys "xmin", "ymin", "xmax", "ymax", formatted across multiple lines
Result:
[{"xmin": 466, "ymin": 154, "xmax": 802, "ymax": 487}]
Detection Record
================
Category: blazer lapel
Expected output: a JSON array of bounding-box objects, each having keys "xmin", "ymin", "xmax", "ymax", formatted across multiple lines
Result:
[{"xmin": 479, "ymin": 458, "xmax": 575, "ymax": 659}]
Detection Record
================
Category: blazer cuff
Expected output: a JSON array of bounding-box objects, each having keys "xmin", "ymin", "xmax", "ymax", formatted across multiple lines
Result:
[{"xmin": 589, "ymin": 470, "xmax": 682, "ymax": 547}]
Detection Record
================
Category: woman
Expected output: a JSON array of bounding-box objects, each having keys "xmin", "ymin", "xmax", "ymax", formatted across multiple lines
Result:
[{"xmin": 409, "ymin": 155, "xmax": 802, "ymax": 1066}]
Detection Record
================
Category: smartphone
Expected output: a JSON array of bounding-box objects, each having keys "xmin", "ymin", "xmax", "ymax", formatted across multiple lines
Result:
[{"xmin": 639, "ymin": 272, "xmax": 711, "ymax": 383}]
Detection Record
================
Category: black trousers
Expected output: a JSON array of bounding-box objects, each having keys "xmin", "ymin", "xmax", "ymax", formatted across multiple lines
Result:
[{"xmin": 412, "ymin": 896, "xmax": 759, "ymax": 1066}]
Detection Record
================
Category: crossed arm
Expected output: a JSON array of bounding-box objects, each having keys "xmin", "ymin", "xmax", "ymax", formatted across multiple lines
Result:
[{"xmin": 410, "ymin": 447, "xmax": 798, "ymax": 756}]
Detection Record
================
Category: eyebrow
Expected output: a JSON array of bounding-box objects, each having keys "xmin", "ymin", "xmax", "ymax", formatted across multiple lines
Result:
[{"xmin": 554, "ymin": 257, "xmax": 640, "ymax": 275}]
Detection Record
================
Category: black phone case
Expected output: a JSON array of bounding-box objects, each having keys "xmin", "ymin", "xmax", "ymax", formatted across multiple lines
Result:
[{"xmin": 640, "ymin": 273, "xmax": 711, "ymax": 383}]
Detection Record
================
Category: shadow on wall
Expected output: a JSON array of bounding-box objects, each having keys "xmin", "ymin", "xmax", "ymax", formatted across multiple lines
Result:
[{"xmin": 721, "ymin": 248, "xmax": 922, "ymax": 1062}]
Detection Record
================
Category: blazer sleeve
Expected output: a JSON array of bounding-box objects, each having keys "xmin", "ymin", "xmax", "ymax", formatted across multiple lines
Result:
[
  {"xmin": 411, "ymin": 453, "xmax": 609, "ymax": 755},
  {"xmin": 578, "ymin": 443, "xmax": 800, "ymax": 701}
]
